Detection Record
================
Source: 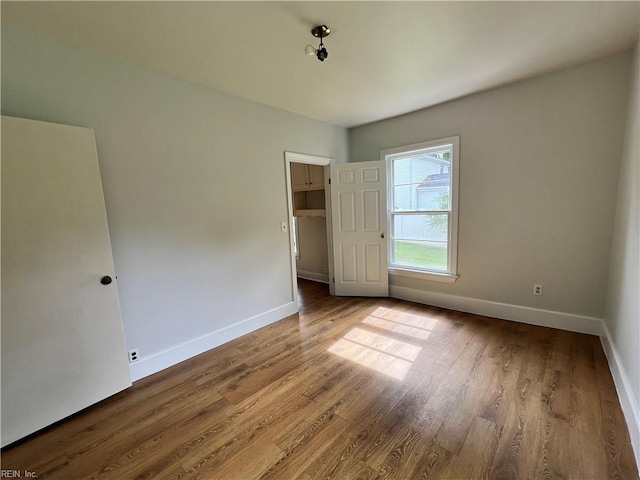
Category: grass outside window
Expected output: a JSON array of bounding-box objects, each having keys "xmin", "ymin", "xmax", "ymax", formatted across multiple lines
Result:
[{"xmin": 393, "ymin": 240, "xmax": 447, "ymax": 271}]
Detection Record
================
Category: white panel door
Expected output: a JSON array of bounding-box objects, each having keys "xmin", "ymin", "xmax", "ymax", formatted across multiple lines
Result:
[
  {"xmin": 331, "ymin": 161, "xmax": 388, "ymax": 296},
  {"xmin": 1, "ymin": 116, "xmax": 132, "ymax": 447}
]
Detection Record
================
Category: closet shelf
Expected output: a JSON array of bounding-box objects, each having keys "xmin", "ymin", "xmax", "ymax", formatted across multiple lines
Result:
[{"xmin": 295, "ymin": 209, "xmax": 326, "ymax": 218}]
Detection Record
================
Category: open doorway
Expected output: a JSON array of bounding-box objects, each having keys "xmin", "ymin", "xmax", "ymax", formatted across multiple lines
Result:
[{"xmin": 284, "ymin": 152, "xmax": 333, "ymax": 309}]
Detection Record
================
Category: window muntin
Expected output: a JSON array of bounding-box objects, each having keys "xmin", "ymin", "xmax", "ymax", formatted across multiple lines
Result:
[{"xmin": 385, "ymin": 138, "xmax": 459, "ymax": 278}]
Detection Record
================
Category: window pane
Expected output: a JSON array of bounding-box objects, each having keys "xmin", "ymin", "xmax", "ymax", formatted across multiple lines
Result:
[
  {"xmin": 391, "ymin": 214, "xmax": 448, "ymax": 271},
  {"xmin": 393, "ymin": 214, "xmax": 448, "ymax": 242},
  {"xmin": 392, "ymin": 149, "xmax": 451, "ymax": 212},
  {"xmin": 393, "ymin": 158, "xmax": 413, "ymax": 185},
  {"xmin": 393, "ymin": 185, "xmax": 413, "ymax": 210},
  {"xmin": 393, "ymin": 157, "xmax": 432, "ymax": 185},
  {"xmin": 416, "ymin": 172, "xmax": 450, "ymax": 210},
  {"xmin": 393, "ymin": 241, "xmax": 448, "ymax": 271}
]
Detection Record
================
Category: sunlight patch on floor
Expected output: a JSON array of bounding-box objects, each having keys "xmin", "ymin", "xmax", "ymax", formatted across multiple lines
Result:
[
  {"xmin": 328, "ymin": 307, "xmax": 439, "ymax": 380},
  {"xmin": 328, "ymin": 337, "xmax": 413, "ymax": 380},
  {"xmin": 370, "ymin": 306, "xmax": 439, "ymax": 331},
  {"xmin": 362, "ymin": 316, "xmax": 433, "ymax": 340},
  {"xmin": 343, "ymin": 327, "xmax": 421, "ymax": 361}
]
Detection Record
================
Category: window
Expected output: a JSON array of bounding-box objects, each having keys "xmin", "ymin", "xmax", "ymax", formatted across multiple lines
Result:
[{"xmin": 383, "ymin": 136, "xmax": 459, "ymax": 283}]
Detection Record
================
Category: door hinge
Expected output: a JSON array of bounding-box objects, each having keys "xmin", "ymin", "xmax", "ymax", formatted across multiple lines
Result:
[
  {"xmin": 328, "ymin": 178, "xmax": 331, "ymax": 185},
  {"xmin": 332, "ymin": 277, "xmax": 335, "ymax": 283}
]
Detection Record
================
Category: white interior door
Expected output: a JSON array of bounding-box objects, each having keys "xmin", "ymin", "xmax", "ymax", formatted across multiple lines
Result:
[
  {"xmin": 1, "ymin": 116, "xmax": 132, "ymax": 447},
  {"xmin": 331, "ymin": 161, "xmax": 388, "ymax": 296}
]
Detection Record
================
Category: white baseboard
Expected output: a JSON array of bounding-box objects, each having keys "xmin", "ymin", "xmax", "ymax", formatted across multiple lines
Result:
[
  {"xmin": 600, "ymin": 323, "xmax": 640, "ymax": 467},
  {"xmin": 297, "ymin": 270, "xmax": 329, "ymax": 284},
  {"xmin": 129, "ymin": 302, "xmax": 298, "ymax": 382},
  {"xmin": 389, "ymin": 285, "xmax": 605, "ymax": 336}
]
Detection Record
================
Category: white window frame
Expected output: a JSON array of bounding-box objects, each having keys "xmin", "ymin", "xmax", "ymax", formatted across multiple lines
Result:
[{"xmin": 382, "ymin": 136, "xmax": 460, "ymax": 284}]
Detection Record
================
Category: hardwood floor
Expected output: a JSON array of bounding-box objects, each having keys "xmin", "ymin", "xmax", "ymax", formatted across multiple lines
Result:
[{"xmin": 2, "ymin": 278, "xmax": 638, "ymax": 479}]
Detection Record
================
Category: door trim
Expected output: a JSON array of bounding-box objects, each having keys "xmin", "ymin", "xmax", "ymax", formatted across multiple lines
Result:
[{"xmin": 284, "ymin": 152, "xmax": 334, "ymax": 309}]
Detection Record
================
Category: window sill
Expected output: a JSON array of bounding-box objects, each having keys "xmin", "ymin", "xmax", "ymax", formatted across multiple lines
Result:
[{"xmin": 389, "ymin": 267, "xmax": 459, "ymax": 284}]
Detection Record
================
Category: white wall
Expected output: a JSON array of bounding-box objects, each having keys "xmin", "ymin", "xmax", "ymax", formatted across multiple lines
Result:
[
  {"xmin": 604, "ymin": 41, "xmax": 640, "ymax": 463},
  {"xmin": 1, "ymin": 25, "xmax": 348, "ymax": 378},
  {"xmin": 350, "ymin": 52, "xmax": 632, "ymax": 321}
]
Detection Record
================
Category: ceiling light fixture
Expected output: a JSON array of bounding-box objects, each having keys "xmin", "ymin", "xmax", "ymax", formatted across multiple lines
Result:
[{"xmin": 305, "ymin": 25, "xmax": 330, "ymax": 62}]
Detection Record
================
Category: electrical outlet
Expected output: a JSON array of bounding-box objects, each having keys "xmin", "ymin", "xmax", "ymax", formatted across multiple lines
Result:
[
  {"xmin": 128, "ymin": 348, "xmax": 140, "ymax": 363},
  {"xmin": 533, "ymin": 284, "xmax": 543, "ymax": 296},
  {"xmin": 323, "ymin": 267, "xmax": 329, "ymax": 275}
]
